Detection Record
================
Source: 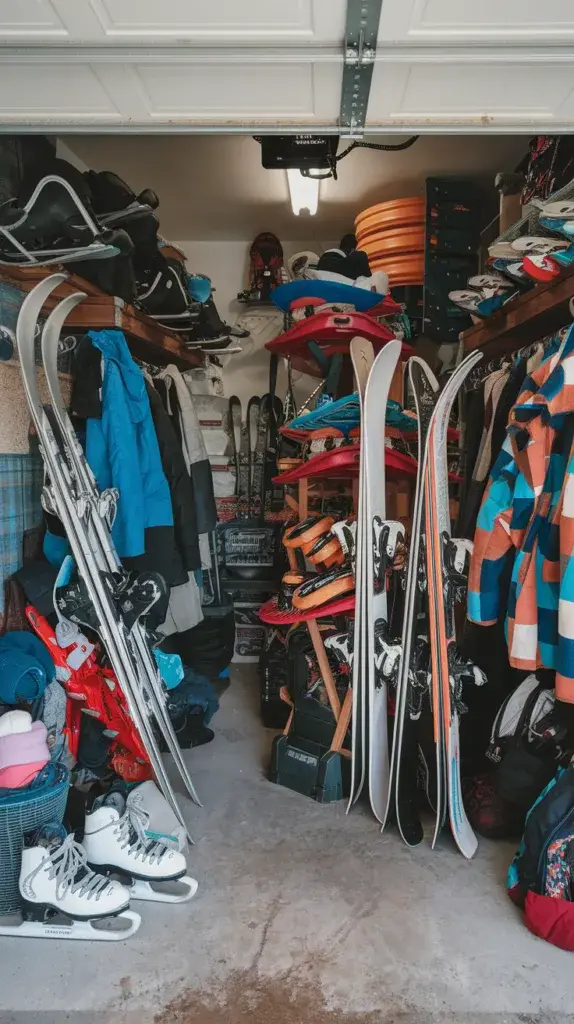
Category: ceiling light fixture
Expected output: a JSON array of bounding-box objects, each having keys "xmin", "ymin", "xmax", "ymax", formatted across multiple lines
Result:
[{"xmin": 286, "ymin": 168, "xmax": 320, "ymax": 216}]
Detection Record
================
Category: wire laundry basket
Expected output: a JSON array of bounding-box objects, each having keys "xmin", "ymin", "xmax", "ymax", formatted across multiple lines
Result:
[{"xmin": 0, "ymin": 762, "xmax": 69, "ymax": 914}]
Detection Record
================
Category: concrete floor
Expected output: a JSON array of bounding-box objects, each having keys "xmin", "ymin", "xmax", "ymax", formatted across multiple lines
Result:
[{"xmin": 1, "ymin": 666, "xmax": 573, "ymax": 1024}]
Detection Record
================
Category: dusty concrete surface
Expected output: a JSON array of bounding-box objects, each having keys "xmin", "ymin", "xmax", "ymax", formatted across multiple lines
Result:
[{"xmin": 1, "ymin": 666, "xmax": 573, "ymax": 1024}]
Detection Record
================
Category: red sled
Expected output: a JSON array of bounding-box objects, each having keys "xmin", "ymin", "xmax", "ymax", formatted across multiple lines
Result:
[
  {"xmin": 265, "ymin": 311, "xmax": 413, "ymax": 365},
  {"xmin": 259, "ymin": 593, "xmax": 355, "ymax": 625},
  {"xmin": 273, "ymin": 444, "xmax": 417, "ymax": 484},
  {"xmin": 273, "ymin": 445, "xmax": 361, "ymax": 483}
]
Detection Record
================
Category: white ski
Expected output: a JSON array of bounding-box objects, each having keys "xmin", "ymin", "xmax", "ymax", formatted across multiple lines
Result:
[
  {"xmin": 363, "ymin": 340, "xmax": 402, "ymax": 822},
  {"xmin": 347, "ymin": 338, "xmax": 374, "ymax": 809},
  {"xmin": 41, "ymin": 288, "xmax": 201, "ymax": 811},
  {"xmin": 425, "ymin": 350, "xmax": 482, "ymax": 858},
  {"xmin": 16, "ymin": 275, "xmax": 196, "ymax": 840}
]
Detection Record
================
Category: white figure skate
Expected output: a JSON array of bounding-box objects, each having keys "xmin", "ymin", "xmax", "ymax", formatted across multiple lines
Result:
[
  {"xmin": 83, "ymin": 789, "xmax": 198, "ymax": 904},
  {"xmin": 0, "ymin": 824, "xmax": 140, "ymax": 940}
]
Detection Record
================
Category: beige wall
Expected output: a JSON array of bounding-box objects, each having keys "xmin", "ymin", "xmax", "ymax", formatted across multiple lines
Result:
[{"xmin": 178, "ymin": 239, "xmax": 334, "ymax": 411}]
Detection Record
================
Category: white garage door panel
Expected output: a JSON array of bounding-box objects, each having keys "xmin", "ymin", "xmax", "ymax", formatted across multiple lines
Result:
[
  {"xmin": 0, "ymin": 60, "xmax": 340, "ymax": 125},
  {"xmin": 7, "ymin": 0, "xmax": 346, "ymax": 44},
  {"xmin": 0, "ymin": 0, "xmax": 67, "ymax": 38},
  {"xmin": 368, "ymin": 61, "xmax": 574, "ymax": 124},
  {"xmin": 125, "ymin": 62, "xmax": 339, "ymax": 120},
  {"xmin": 0, "ymin": 63, "xmax": 119, "ymax": 119},
  {"xmin": 378, "ymin": 0, "xmax": 574, "ymax": 42}
]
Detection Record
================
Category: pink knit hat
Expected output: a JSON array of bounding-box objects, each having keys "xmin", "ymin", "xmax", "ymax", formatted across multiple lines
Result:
[{"xmin": 0, "ymin": 720, "xmax": 49, "ymax": 770}]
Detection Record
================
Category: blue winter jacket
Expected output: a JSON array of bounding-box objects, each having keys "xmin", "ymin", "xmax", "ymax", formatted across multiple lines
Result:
[{"xmin": 86, "ymin": 330, "xmax": 173, "ymax": 557}]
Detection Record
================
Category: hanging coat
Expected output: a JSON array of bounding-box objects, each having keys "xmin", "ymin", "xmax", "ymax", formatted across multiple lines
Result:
[
  {"xmin": 86, "ymin": 330, "xmax": 174, "ymax": 559},
  {"xmin": 468, "ymin": 327, "xmax": 574, "ymax": 704},
  {"xmin": 146, "ymin": 381, "xmax": 200, "ymax": 571},
  {"xmin": 156, "ymin": 364, "xmax": 217, "ymax": 544}
]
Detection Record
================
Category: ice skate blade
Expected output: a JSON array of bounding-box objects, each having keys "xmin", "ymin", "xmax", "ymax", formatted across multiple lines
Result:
[
  {"xmin": 130, "ymin": 875, "xmax": 198, "ymax": 904},
  {"xmin": 0, "ymin": 909, "xmax": 141, "ymax": 941}
]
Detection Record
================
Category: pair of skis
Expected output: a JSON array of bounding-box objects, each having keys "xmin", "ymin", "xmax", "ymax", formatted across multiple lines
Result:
[
  {"xmin": 389, "ymin": 351, "xmax": 483, "ymax": 858},
  {"xmin": 347, "ymin": 337, "xmax": 403, "ymax": 821},
  {"xmin": 17, "ymin": 274, "xmax": 200, "ymax": 842},
  {"xmin": 229, "ymin": 393, "xmax": 281, "ymax": 519}
]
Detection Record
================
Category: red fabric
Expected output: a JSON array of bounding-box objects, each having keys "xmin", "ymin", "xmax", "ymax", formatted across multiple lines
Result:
[{"xmin": 524, "ymin": 890, "xmax": 574, "ymax": 951}]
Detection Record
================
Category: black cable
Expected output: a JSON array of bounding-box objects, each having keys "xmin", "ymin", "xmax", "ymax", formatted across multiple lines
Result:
[{"xmin": 300, "ymin": 136, "xmax": 420, "ymax": 181}]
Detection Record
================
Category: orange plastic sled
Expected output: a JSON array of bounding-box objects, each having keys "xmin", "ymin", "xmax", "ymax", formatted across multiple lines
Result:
[{"xmin": 355, "ymin": 197, "xmax": 425, "ymax": 233}]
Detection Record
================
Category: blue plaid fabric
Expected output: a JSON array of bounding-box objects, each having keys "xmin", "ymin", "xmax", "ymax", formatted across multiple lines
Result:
[
  {"xmin": 468, "ymin": 326, "xmax": 574, "ymax": 703},
  {"xmin": 0, "ymin": 454, "xmax": 43, "ymax": 613}
]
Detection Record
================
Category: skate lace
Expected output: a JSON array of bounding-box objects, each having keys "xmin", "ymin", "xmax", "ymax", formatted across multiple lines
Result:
[
  {"xmin": 35, "ymin": 834, "xmax": 113, "ymax": 902},
  {"xmin": 116, "ymin": 802, "xmax": 167, "ymax": 865}
]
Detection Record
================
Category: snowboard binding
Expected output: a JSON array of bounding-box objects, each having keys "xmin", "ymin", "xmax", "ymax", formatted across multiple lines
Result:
[
  {"xmin": 373, "ymin": 519, "xmax": 405, "ymax": 592},
  {"xmin": 406, "ymin": 635, "xmax": 431, "ymax": 721},
  {"xmin": 56, "ymin": 569, "xmax": 167, "ymax": 634},
  {"xmin": 330, "ymin": 519, "xmax": 357, "ymax": 571},
  {"xmin": 324, "ymin": 627, "xmax": 355, "ymax": 672},
  {"xmin": 373, "ymin": 618, "xmax": 402, "ymax": 689},
  {"xmin": 109, "ymin": 570, "xmax": 168, "ymax": 632},
  {"xmin": 447, "ymin": 644, "xmax": 487, "ymax": 716}
]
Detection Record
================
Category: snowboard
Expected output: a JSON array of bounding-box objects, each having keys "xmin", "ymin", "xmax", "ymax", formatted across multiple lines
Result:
[
  {"xmin": 387, "ymin": 357, "xmax": 439, "ymax": 845},
  {"xmin": 363, "ymin": 339, "xmax": 402, "ymax": 823},
  {"xmin": 347, "ymin": 337, "xmax": 374, "ymax": 809},
  {"xmin": 390, "ymin": 353, "xmax": 481, "ymax": 851},
  {"xmin": 424, "ymin": 349, "xmax": 482, "ymax": 857}
]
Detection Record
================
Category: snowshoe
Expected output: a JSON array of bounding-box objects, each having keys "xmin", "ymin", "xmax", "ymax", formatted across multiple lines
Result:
[{"xmin": 247, "ymin": 232, "xmax": 284, "ymax": 301}]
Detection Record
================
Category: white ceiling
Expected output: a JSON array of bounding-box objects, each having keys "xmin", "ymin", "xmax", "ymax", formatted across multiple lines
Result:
[{"xmin": 68, "ymin": 133, "xmax": 528, "ymax": 241}]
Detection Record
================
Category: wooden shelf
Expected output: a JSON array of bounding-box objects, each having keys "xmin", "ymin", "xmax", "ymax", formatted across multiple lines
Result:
[
  {"xmin": 461, "ymin": 263, "xmax": 574, "ymax": 358},
  {"xmin": 0, "ymin": 265, "xmax": 202, "ymax": 371}
]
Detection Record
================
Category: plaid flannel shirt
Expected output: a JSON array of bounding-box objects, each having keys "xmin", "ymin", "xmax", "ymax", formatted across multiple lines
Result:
[{"xmin": 468, "ymin": 327, "xmax": 574, "ymax": 703}]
